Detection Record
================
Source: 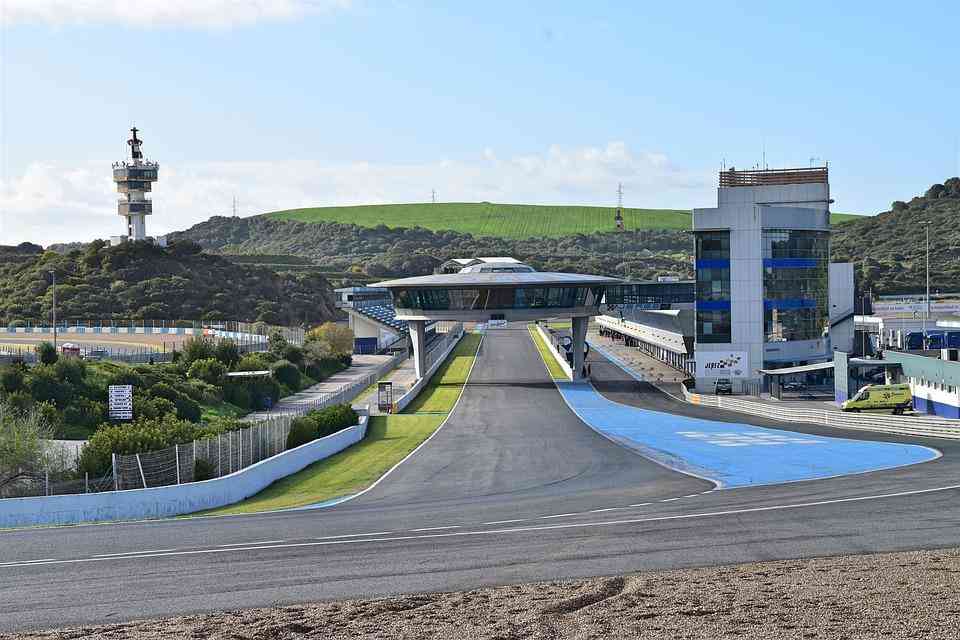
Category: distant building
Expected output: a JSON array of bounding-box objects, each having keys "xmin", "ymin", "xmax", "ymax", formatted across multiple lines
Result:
[
  {"xmin": 436, "ymin": 257, "xmax": 523, "ymax": 274},
  {"xmin": 112, "ymin": 127, "xmax": 159, "ymax": 242}
]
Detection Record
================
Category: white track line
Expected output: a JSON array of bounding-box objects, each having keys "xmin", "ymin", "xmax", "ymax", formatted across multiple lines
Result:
[
  {"xmin": 93, "ymin": 549, "xmax": 177, "ymax": 557},
  {"xmin": 4, "ymin": 482, "xmax": 959, "ymax": 571},
  {"xmin": 216, "ymin": 540, "xmax": 284, "ymax": 547},
  {"xmin": 410, "ymin": 525, "xmax": 461, "ymax": 532}
]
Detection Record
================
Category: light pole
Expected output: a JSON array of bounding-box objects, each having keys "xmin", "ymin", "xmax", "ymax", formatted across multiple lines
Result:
[
  {"xmin": 920, "ymin": 221, "xmax": 931, "ymax": 341},
  {"xmin": 48, "ymin": 270, "xmax": 57, "ymax": 351}
]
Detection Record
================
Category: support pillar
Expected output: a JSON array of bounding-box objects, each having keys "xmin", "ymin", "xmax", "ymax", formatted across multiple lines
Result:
[
  {"xmin": 572, "ymin": 316, "xmax": 588, "ymax": 380},
  {"xmin": 409, "ymin": 319, "xmax": 427, "ymax": 380}
]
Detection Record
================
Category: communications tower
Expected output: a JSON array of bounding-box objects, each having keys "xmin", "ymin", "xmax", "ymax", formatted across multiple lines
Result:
[{"xmin": 112, "ymin": 127, "xmax": 159, "ymax": 241}]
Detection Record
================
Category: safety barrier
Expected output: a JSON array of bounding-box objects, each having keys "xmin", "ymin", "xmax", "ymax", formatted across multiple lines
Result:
[
  {"xmin": 0, "ymin": 416, "xmax": 368, "ymax": 529},
  {"xmin": 680, "ymin": 385, "xmax": 960, "ymax": 440},
  {"xmin": 395, "ymin": 327, "xmax": 466, "ymax": 413}
]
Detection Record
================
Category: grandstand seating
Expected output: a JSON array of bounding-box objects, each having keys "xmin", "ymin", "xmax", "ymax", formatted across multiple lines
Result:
[{"xmin": 355, "ymin": 304, "xmax": 409, "ymax": 332}]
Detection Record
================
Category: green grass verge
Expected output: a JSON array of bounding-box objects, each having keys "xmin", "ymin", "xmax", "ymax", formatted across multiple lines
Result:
[
  {"xmin": 267, "ymin": 203, "xmax": 861, "ymax": 239},
  {"xmin": 195, "ymin": 332, "xmax": 482, "ymax": 516},
  {"xmin": 528, "ymin": 325, "xmax": 568, "ymax": 380}
]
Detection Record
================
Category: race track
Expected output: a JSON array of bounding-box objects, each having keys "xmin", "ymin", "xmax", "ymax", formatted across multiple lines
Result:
[{"xmin": 3, "ymin": 325, "xmax": 960, "ymax": 632}]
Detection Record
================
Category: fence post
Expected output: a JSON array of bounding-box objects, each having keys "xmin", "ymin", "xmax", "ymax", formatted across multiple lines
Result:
[
  {"xmin": 218, "ymin": 434, "xmax": 222, "ymax": 477},
  {"xmin": 85, "ymin": 472, "xmax": 89, "ymax": 493},
  {"xmin": 238, "ymin": 428, "xmax": 243, "ymax": 470},
  {"xmin": 175, "ymin": 444, "xmax": 181, "ymax": 485},
  {"xmin": 135, "ymin": 454, "xmax": 147, "ymax": 488},
  {"xmin": 45, "ymin": 471, "xmax": 49, "ymax": 496},
  {"xmin": 112, "ymin": 453, "xmax": 119, "ymax": 491}
]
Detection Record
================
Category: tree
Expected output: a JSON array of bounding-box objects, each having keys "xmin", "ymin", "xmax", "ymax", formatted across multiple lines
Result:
[
  {"xmin": 181, "ymin": 336, "xmax": 217, "ymax": 365},
  {"xmin": 36, "ymin": 341, "xmax": 57, "ymax": 365},
  {"xmin": 270, "ymin": 359, "xmax": 301, "ymax": 390},
  {"xmin": 0, "ymin": 401, "xmax": 53, "ymax": 493},
  {"xmin": 268, "ymin": 330, "xmax": 289, "ymax": 357},
  {"xmin": 214, "ymin": 339, "xmax": 240, "ymax": 368},
  {"xmin": 0, "ymin": 366, "xmax": 24, "ymax": 394},
  {"xmin": 306, "ymin": 322, "xmax": 354, "ymax": 358}
]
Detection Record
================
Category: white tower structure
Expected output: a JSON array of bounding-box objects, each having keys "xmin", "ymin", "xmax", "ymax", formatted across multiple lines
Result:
[{"xmin": 112, "ymin": 127, "xmax": 158, "ymax": 242}]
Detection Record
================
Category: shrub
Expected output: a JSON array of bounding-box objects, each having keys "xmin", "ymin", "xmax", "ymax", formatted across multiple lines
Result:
[
  {"xmin": 268, "ymin": 330, "xmax": 289, "ymax": 357},
  {"xmin": 181, "ymin": 336, "xmax": 216, "ymax": 365},
  {"xmin": 106, "ymin": 367, "xmax": 144, "ymax": 389},
  {"xmin": 133, "ymin": 395, "xmax": 178, "ymax": 420},
  {"xmin": 3, "ymin": 391, "xmax": 33, "ymax": 412},
  {"xmin": 222, "ymin": 382, "xmax": 252, "ymax": 410},
  {"xmin": 187, "ymin": 358, "xmax": 227, "ymax": 386},
  {"xmin": 236, "ymin": 353, "xmax": 269, "ymax": 372},
  {"xmin": 281, "ymin": 344, "xmax": 305, "ymax": 369},
  {"xmin": 214, "ymin": 339, "xmax": 240, "ymax": 367},
  {"xmin": 148, "ymin": 382, "xmax": 201, "ymax": 423},
  {"xmin": 60, "ymin": 398, "xmax": 106, "ymax": 438},
  {"xmin": 194, "ymin": 458, "xmax": 215, "ymax": 481},
  {"xmin": 305, "ymin": 322, "xmax": 354, "ymax": 357},
  {"xmin": 187, "ymin": 379, "xmax": 222, "ymax": 404},
  {"xmin": 54, "ymin": 357, "xmax": 86, "ymax": 385},
  {"xmin": 270, "ymin": 359, "xmax": 301, "ymax": 390},
  {"xmin": 0, "ymin": 366, "xmax": 24, "ymax": 393},
  {"xmin": 286, "ymin": 416, "xmax": 316, "ymax": 449},
  {"xmin": 36, "ymin": 341, "xmax": 58, "ymax": 365},
  {"xmin": 27, "ymin": 367, "xmax": 73, "ymax": 408},
  {"xmin": 305, "ymin": 356, "xmax": 346, "ymax": 382}
]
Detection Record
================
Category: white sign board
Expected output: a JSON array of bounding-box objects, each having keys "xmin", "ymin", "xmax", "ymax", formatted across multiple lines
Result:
[
  {"xmin": 695, "ymin": 351, "xmax": 749, "ymax": 378},
  {"xmin": 873, "ymin": 300, "xmax": 960, "ymax": 318},
  {"xmin": 108, "ymin": 384, "xmax": 133, "ymax": 421}
]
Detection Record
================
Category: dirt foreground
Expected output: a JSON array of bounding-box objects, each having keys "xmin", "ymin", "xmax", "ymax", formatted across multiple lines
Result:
[{"xmin": 7, "ymin": 547, "xmax": 960, "ymax": 640}]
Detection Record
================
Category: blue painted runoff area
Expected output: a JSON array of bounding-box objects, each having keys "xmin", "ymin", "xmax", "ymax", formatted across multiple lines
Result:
[{"xmin": 556, "ymin": 381, "xmax": 939, "ymax": 488}]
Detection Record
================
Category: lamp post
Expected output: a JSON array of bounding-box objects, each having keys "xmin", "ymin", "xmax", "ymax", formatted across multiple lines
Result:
[
  {"xmin": 48, "ymin": 270, "xmax": 57, "ymax": 351},
  {"xmin": 919, "ymin": 220, "xmax": 932, "ymax": 347}
]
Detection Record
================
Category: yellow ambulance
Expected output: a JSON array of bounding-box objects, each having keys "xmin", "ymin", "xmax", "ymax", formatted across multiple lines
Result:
[{"xmin": 841, "ymin": 384, "xmax": 912, "ymax": 415}]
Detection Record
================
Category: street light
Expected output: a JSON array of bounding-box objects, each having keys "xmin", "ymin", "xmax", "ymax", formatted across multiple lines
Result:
[
  {"xmin": 48, "ymin": 270, "xmax": 57, "ymax": 350},
  {"xmin": 920, "ymin": 220, "xmax": 932, "ymax": 344}
]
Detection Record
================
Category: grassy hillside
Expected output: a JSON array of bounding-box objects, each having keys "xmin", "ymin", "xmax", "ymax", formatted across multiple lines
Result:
[{"xmin": 268, "ymin": 202, "xmax": 860, "ymax": 239}]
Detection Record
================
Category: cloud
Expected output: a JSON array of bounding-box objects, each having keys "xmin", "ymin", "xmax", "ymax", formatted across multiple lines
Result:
[
  {"xmin": 1, "ymin": 0, "xmax": 351, "ymax": 29},
  {"xmin": 0, "ymin": 142, "xmax": 715, "ymax": 245}
]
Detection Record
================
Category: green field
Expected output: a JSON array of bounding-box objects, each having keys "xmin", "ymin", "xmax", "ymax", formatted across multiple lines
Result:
[
  {"xmin": 197, "ymin": 333, "xmax": 482, "ymax": 515},
  {"xmin": 528, "ymin": 325, "xmax": 568, "ymax": 380},
  {"xmin": 267, "ymin": 202, "xmax": 861, "ymax": 239}
]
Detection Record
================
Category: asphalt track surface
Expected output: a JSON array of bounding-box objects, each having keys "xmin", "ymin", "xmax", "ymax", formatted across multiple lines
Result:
[{"xmin": 3, "ymin": 325, "xmax": 960, "ymax": 632}]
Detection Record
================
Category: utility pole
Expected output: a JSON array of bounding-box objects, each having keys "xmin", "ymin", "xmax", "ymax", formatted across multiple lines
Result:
[
  {"xmin": 49, "ymin": 270, "xmax": 57, "ymax": 350},
  {"xmin": 431, "ymin": 189, "xmax": 437, "ymax": 204},
  {"xmin": 232, "ymin": 195, "xmax": 238, "ymax": 217}
]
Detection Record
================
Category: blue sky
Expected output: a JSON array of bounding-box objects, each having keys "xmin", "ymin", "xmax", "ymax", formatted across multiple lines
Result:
[{"xmin": 2, "ymin": 1, "xmax": 958, "ymax": 244}]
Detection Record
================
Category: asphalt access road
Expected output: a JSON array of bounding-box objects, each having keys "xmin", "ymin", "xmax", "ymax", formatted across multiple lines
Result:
[{"xmin": 2, "ymin": 325, "xmax": 960, "ymax": 632}]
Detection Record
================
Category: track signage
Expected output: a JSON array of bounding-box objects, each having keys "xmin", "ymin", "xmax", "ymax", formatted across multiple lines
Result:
[
  {"xmin": 695, "ymin": 351, "xmax": 749, "ymax": 378},
  {"xmin": 108, "ymin": 384, "xmax": 134, "ymax": 421}
]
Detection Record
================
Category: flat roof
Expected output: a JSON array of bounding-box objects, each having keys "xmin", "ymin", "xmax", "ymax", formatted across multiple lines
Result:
[
  {"xmin": 759, "ymin": 361, "xmax": 834, "ymax": 376},
  {"xmin": 372, "ymin": 272, "xmax": 623, "ymax": 289}
]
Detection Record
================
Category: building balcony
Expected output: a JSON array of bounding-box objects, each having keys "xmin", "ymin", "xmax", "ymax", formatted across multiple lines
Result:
[
  {"xmin": 117, "ymin": 201, "xmax": 153, "ymax": 215},
  {"xmin": 115, "ymin": 181, "xmax": 153, "ymax": 193},
  {"xmin": 113, "ymin": 165, "xmax": 159, "ymax": 182}
]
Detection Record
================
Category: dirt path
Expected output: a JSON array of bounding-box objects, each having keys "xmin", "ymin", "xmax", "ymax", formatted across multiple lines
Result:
[{"xmin": 8, "ymin": 547, "xmax": 960, "ymax": 639}]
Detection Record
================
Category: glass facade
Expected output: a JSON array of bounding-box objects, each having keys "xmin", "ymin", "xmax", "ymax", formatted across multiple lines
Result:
[
  {"xmin": 762, "ymin": 229, "xmax": 829, "ymax": 342},
  {"xmin": 605, "ymin": 282, "xmax": 694, "ymax": 307},
  {"xmin": 393, "ymin": 285, "xmax": 604, "ymax": 311},
  {"xmin": 695, "ymin": 231, "xmax": 731, "ymax": 343}
]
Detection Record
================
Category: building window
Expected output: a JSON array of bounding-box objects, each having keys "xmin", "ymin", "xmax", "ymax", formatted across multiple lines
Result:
[
  {"xmin": 762, "ymin": 229, "xmax": 829, "ymax": 342},
  {"xmin": 695, "ymin": 231, "xmax": 731, "ymax": 343}
]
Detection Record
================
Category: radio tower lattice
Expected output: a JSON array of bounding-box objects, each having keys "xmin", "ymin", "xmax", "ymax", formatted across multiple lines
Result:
[{"xmin": 615, "ymin": 182, "xmax": 624, "ymax": 231}]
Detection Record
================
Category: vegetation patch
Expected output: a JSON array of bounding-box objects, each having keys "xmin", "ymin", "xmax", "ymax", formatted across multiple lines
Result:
[{"xmin": 528, "ymin": 325, "xmax": 569, "ymax": 380}]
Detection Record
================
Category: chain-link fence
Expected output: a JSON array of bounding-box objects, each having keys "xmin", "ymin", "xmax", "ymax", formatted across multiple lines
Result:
[{"xmin": 113, "ymin": 415, "xmax": 295, "ymax": 490}]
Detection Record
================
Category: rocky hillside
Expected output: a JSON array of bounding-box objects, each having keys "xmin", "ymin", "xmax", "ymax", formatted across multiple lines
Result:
[{"xmin": 0, "ymin": 239, "xmax": 338, "ymax": 326}]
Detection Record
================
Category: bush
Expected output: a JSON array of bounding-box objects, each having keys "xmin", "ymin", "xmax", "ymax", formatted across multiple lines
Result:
[
  {"xmin": 148, "ymin": 382, "xmax": 201, "ymax": 423},
  {"xmin": 181, "ymin": 336, "xmax": 216, "ymax": 365},
  {"xmin": 284, "ymin": 403, "xmax": 358, "ymax": 449},
  {"xmin": 305, "ymin": 356, "xmax": 346, "ymax": 382},
  {"xmin": 27, "ymin": 367, "xmax": 73, "ymax": 408},
  {"xmin": 214, "ymin": 340, "xmax": 240, "ymax": 367},
  {"xmin": 236, "ymin": 353, "xmax": 269, "ymax": 372},
  {"xmin": 60, "ymin": 398, "xmax": 106, "ymax": 438},
  {"xmin": 286, "ymin": 416, "xmax": 316, "ymax": 449},
  {"xmin": 54, "ymin": 357, "xmax": 86, "ymax": 385},
  {"xmin": 222, "ymin": 382, "xmax": 252, "ymax": 410},
  {"xmin": 270, "ymin": 359, "xmax": 301, "ymax": 390},
  {"xmin": 194, "ymin": 458, "xmax": 215, "ymax": 481},
  {"xmin": 187, "ymin": 358, "xmax": 227, "ymax": 386},
  {"xmin": 106, "ymin": 367, "xmax": 144, "ymax": 389},
  {"xmin": 268, "ymin": 330, "xmax": 289, "ymax": 357},
  {"xmin": 3, "ymin": 390, "xmax": 33, "ymax": 412},
  {"xmin": 0, "ymin": 366, "xmax": 24, "ymax": 393},
  {"xmin": 133, "ymin": 394, "xmax": 178, "ymax": 420},
  {"xmin": 36, "ymin": 341, "xmax": 58, "ymax": 365},
  {"xmin": 281, "ymin": 344, "xmax": 305, "ymax": 369},
  {"xmin": 187, "ymin": 379, "xmax": 222, "ymax": 405}
]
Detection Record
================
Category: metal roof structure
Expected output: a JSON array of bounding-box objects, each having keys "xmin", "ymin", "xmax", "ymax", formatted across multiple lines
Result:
[
  {"xmin": 758, "ymin": 361, "xmax": 835, "ymax": 376},
  {"xmin": 373, "ymin": 272, "xmax": 622, "ymax": 289}
]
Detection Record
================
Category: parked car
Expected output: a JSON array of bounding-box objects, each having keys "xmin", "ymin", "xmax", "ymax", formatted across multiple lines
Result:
[{"xmin": 714, "ymin": 378, "xmax": 733, "ymax": 395}]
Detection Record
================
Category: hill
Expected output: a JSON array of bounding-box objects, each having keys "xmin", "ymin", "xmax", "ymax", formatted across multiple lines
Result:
[
  {"xmin": 268, "ymin": 202, "xmax": 860, "ymax": 239},
  {"xmin": 0, "ymin": 240, "xmax": 338, "ymax": 326},
  {"xmin": 832, "ymin": 177, "xmax": 960, "ymax": 295}
]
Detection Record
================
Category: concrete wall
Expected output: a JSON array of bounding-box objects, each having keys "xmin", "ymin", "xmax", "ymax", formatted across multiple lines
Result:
[
  {"xmin": 0, "ymin": 417, "xmax": 367, "ymax": 529},
  {"xmin": 535, "ymin": 324, "xmax": 574, "ymax": 379}
]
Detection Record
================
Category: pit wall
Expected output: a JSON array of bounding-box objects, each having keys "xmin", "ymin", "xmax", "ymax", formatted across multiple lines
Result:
[{"xmin": 0, "ymin": 417, "xmax": 367, "ymax": 529}]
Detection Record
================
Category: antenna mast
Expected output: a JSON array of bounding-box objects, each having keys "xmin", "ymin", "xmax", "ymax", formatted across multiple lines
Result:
[{"xmin": 615, "ymin": 182, "xmax": 624, "ymax": 231}]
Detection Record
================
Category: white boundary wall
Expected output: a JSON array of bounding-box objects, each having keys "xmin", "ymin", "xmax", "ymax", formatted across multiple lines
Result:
[
  {"xmin": 535, "ymin": 324, "xmax": 573, "ymax": 380},
  {"xmin": 679, "ymin": 386, "xmax": 960, "ymax": 440},
  {"xmin": 0, "ymin": 417, "xmax": 367, "ymax": 529}
]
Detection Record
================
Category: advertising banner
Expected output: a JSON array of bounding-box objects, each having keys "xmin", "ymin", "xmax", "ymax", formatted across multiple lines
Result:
[{"xmin": 695, "ymin": 351, "xmax": 749, "ymax": 378}]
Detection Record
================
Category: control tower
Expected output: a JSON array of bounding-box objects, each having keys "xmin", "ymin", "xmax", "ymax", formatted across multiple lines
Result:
[{"xmin": 112, "ymin": 127, "xmax": 159, "ymax": 241}]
